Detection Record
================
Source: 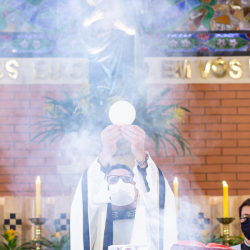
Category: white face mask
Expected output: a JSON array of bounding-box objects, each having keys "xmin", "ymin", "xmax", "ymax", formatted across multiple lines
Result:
[{"xmin": 109, "ymin": 179, "xmax": 135, "ymax": 206}]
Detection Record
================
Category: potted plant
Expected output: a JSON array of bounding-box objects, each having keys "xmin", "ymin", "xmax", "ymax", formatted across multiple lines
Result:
[
  {"xmin": 32, "ymin": 85, "xmax": 192, "ymax": 159},
  {"xmin": 0, "ymin": 226, "xmax": 35, "ymax": 250},
  {"xmin": 40, "ymin": 231, "xmax": 70, "ymax": 250}
]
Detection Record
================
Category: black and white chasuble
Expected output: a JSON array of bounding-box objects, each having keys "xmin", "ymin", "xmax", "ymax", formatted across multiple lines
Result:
[{"xmin": 70, "ymin": 154, "xmax": 177, "ymax": 250}]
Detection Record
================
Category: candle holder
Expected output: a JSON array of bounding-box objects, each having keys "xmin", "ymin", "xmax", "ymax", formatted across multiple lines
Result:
[
  {"xmin": 216, "ymin": 217, "xmax": 235, "ymax": 246},
  {"xmin": 29, "ymin": 218, "xmax": 47, "ymax": 250}
]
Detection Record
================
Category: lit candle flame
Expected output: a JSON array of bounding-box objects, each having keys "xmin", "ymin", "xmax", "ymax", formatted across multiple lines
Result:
[
  {"xmin": 174, "ymin": 177, "xmax": 178, "ymax": 183},
  {"xmin": 37, "ymin": 176, "xmax": 40, "ymax": 182}
]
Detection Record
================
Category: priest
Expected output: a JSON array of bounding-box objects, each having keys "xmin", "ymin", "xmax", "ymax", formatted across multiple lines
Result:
[{"xmin": 70, "ymin": 125, "xmax": 177, "ymax": 250}]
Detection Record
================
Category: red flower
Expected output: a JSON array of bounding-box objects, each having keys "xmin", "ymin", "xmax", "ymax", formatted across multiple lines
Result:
[
  {"xmin": 0, "ymin": 35, "xmax": 12, "ymax": 41},
  {"xmin": 198, "ymin": 46, "xmax": 210, "ymax": 52},
  {"xmin": 197, "ymin": 34, "xmax": 209, "ymax": 40},
  {"xmin": 1, "ymin": 48, "xmax": 12, "ymax": 53}
]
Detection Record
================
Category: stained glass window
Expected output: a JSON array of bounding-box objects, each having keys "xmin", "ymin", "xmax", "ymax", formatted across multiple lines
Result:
[{"xmin": 0, "ymin": 0, "xmax": 250, "ymax": 56}]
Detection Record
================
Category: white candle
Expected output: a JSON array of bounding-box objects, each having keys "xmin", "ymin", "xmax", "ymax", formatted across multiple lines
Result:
[
  {"xmin": 173, "ymin": 177, "xmax": 178, "ymax": 211},
  {"xmin": 36, "ymin": 176, "xmax": 41, "ymax": 217}
]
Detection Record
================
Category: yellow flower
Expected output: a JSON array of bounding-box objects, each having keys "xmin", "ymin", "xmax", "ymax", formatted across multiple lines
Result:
[
  {"xmin": 51, "ymin": 232, "xmax": 62, "ymax": 241},
  {"xmin": 44, "ymin": 103, "xmax": 55, "ymax": 112},
  {"xmin": 75, "ymin": 99, "xmax": 89, "ymax": 115},
  {"xmin": 44, "ymin": 103, "xmax": 60, "ymax": 118},
  {"xmin": 81, "ymin": 83, "xmax": 90, "ymax": 95},
  {"xmin": 200, "ymin": 230, "xmax": 209, "ymax": 237},
  {"xmin": 5, "ymin": 229, "xmax": 18, "ymax": 240},
  {"xmin": 173, "ymin": 106, "xmax": 185, "ymax": 122}
]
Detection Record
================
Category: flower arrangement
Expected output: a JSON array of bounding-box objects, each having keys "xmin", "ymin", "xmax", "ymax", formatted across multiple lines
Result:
[
  {"xmin": 0, "ymin": 226, "xmax": 35, "ymax": 250},
  {"xmin": 32, "ymin": 85, "xmax": 192, "ymax": 159},
  {"xmin": 40, "ymin": 232, "xmax": 70, "ymax": 250},
  {"xmin": 213, "ymin": 235, "xmax": 244, "ymax": 246},
  {"xmin": 178, "ymin": 228, "xmax": 244, "ymax": 246}
]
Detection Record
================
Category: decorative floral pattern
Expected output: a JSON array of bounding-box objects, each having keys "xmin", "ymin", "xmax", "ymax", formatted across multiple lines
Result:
[
  {"xmin": 229, "ymin": 38, "xmax": 238, "ymax": 48},
  {"xmin": 197, "ymin": 34, "xmax": 210, "ymax": 40},
  {"xmin": 0, "ymin": 1, "xmax": 249, "ymax": 55},
  {"xmin": 32, "ymin": 40, "xmax": 41, "ymax": 49},
  {"xmin": 20, "ymin": 39, "xmax": 29, "ymax": 49},
  {"xmin": 197, "ymin": 46, "xmax": 210, "ymax": 52},
  {"xmin": 216, "ymin": 38, "xmax": 227, "ymax": 48},
  {"xmin": 0, "ymin": 32, "xmax": 249, "ymax": 56},
  {"xmin": 169, "ymin": 39, "xmax": 179, "ymax": 48},
  {"xmin": 181, "ymin": 38, "xmax": 191, "ymax": 48}
]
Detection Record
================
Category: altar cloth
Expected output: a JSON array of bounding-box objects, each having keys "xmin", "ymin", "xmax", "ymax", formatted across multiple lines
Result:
[{"xmin": 108, "ymin": 243, "xmax": 150, "ymax": 250}]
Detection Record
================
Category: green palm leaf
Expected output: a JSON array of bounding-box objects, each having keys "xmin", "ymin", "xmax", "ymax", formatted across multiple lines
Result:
[
  {"xmin": 153, "ymin": 134, "xmax": 160, "ymax": 155},
  {"xmin": 31, "ymin": 86, "xmax": 192, "ymax": 160},
  {"xmin": 147, "ymin": 87, "xmax": 171, "ymax": 110},
  {"xmin": 180, "ymin": 106, "xmax": 191, "ymax": 113},
  {"xmin": 160, "ymin": 135, "xmax": 179, "ymax": 158}
]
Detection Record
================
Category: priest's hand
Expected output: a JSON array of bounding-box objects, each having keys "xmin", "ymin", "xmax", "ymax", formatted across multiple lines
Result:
[
  {"xmin": 99, "ymin": 125, "xmax": 122, "ymax": 167},
  {"xmin": 121, "ymin": 125, "xmax": 147, "ymax": 168},
  {"xmin": 83, "ymin": 9, "xmax": 105, "ymax": 27}
]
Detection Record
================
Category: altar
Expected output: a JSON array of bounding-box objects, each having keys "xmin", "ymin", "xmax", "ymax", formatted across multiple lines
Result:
[{"xmin": 0, "ymin": 195, "xmax": 247, "ymax": 243}]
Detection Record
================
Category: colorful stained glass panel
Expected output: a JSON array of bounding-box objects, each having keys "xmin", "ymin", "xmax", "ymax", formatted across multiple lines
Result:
[{"xmin": 0, "ymin": 0, "xmax": 250, "ymax": 56}]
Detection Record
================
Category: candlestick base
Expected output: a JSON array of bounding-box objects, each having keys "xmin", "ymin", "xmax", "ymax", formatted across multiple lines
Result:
[
  {"xmin": 29, "ymin": 218, "xmax": 48, "ymax": 250},
  {"xmin": 216, "ymin": 217, "xmax": 235, "ymax": 246}
]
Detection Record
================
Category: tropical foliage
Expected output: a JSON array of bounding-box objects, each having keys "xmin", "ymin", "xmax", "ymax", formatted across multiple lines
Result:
[
  {"xmin": 0, "ymin": 226, "xmax": 35, "ymax": 250},
  {"xmin": 213, "ymin": 235, "xmax": 244, "ymax": 246},
  {"xmin": 40, "ymin": 232, "xmax": 70, "ymax": 250},
  {"xmin": 178, "ymin": 228, "xmax": 244, "ymax": 246},
  {"xmin": 0, "ymin": 225, "xmax": 70, "ymax": 250},
  {"xmin": 32, "ymin": 85, "xmax": 192, "ymax": 158}
]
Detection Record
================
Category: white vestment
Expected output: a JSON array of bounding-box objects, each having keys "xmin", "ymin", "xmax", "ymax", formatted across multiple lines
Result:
[
  {"xmin": 70, "ymin": 154, "xmax": 177, "ymax": 250},
  {"xmin": 231, "ymin": 244, "xmax": 241, "ymax": 250}
]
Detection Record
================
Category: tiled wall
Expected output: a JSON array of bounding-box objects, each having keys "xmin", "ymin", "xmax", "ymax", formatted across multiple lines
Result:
[{"xmin": 0, "ymin": 83, "xmax": 249, "ymax": 196}]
